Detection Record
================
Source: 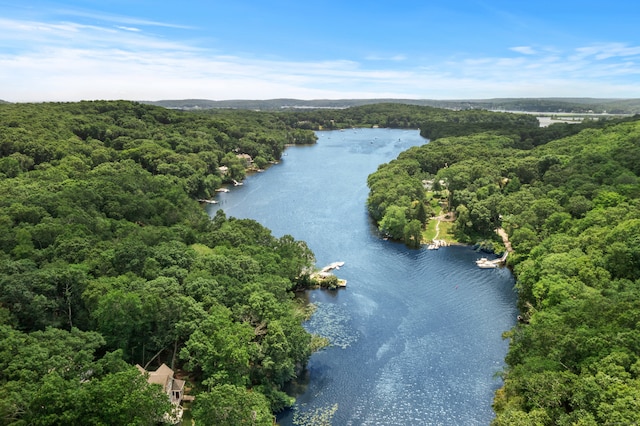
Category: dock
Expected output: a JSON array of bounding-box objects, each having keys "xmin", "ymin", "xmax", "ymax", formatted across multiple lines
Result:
[
  {"xmin": 476, "ymin": 251, "xmax": 508, "ymax": 268},
  {"xmin": 476, "ymin": 227, "xmax": 513, "ymax": 268},
  {"xmin": 310, "ymin": 262, "xmax": 347, "ymax": 288},
  {"xmin": 427, "ymin": 239, "xmax": 449, "ymax": 250},
  {"xmin": 320, "ymin": 261, "xmax": 345, "ymax": 273}
]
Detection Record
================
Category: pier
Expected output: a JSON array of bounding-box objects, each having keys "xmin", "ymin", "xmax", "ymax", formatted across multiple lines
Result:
[
  {"xmin": 476, "ymin": 251, "xmax": 508, "ymax": 268},
  {"xmin": 427, "ymin": 239, "xmax": 449, "ymax": 250},
  {"xmin": 476, "ymin": 228, "xmax": 512, "ymax": 268}
]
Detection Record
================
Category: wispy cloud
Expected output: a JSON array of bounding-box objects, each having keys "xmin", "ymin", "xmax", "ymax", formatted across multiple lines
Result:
[
  {"xmin": 573, "ymin": 43, "xmax": 640, "ymax": 61},
  {"xmin": 55, "ymin": 8, "xmax": 195, "ymax": 30},
  {"xmin": 115, "ymin": 26, "xmax": 141, "ymax": 32},
  {"xmin": 1, "ymin": 15, "xmax": 639, "ymax": 101},
  {"xmin": 510, "ymin": 46, "xmax": 537, "ymax": 55},
  {"xmin": 365, "ymin": 54, "xmax": 408, "ymax": 62},
  {"xmin": 0, "ymin": 17, "xmax": 201, "ymax": 52}
]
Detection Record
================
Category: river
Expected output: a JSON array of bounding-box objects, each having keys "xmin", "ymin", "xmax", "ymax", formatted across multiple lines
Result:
[{"xmin": 207, "ymin": 128, "xmax": 517, "ymax": 425}]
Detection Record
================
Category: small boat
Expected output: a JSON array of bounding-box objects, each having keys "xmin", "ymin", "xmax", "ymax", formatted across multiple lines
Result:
[{"xmin": 476, "ymin": 257, "xmax": 500, "ymax": 268}]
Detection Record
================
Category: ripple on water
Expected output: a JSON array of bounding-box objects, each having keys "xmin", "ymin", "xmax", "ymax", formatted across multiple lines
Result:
[{"xmin": 305, "ymin": 302, "xmax": 360, "ymax": 349}]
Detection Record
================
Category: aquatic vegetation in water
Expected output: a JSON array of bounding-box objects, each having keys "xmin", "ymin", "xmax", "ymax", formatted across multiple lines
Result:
[
  {"xmin": 292, "ymin": 403, "xmax": 339, "ymax": 426},
  {"xmin": 305, "ymin": 302, "xmax": 358, "ymax": 349}
]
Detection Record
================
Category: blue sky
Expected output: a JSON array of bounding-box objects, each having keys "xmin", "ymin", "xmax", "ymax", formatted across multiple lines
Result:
[{"xmin": 1, "ymin": 0, "xmax": 639, "ymax": 101}]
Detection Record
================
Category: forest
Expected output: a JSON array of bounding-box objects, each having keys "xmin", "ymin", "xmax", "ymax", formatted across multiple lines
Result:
[
  {"xmin": 366, "ymin": 111, "xmax": 640, "ymax": 424},
  {"xmin": 0, "ymin": 101, "xmax": 320, "ymax": 425},
  {"xmin": 3, "ymin": 99, "xmax": 638, "ymax": 424}
]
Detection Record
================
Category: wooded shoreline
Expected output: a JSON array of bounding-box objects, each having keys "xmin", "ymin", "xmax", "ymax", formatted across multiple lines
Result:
[{"xmin": 1, "ymin": 101, "xmax": 638, "ymax": 424}]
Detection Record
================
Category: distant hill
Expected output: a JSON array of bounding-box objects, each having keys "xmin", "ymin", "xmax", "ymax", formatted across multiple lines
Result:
[{"xmin": 143, "ymin": 97, "xmax": 640, "ymax": 114}]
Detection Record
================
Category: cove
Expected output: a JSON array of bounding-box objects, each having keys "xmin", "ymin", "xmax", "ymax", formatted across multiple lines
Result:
[{"xmin": 207, "ymin": 128, "xmax": 517, "ymax": 425}]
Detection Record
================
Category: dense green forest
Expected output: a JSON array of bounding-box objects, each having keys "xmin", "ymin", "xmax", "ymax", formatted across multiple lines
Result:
[
  {"xmin": 0, "ymin": 101, "xmax": 320, "ymax": 425},
  {"xmin": 4, "ymin": 99, "xmax": 638, "ymax": 424},
  {"xmin": 366, "ymin": 112, "xmax": 640, "ymax": 424}
]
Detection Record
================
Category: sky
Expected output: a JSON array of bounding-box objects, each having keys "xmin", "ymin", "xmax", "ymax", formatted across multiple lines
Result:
[{"xmin": 1, "ymin": 0, "xmax": 640, "ymax": 102}]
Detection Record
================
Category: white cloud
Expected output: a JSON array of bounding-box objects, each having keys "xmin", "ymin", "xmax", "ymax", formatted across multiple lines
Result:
[
  {"xmin": 365, "ymin": 54, "xmax": 408, "ymax": 61},
  {"xmin": 1, "ymin": 15, "xmax": 639, "ymax": 101},
  {"xmin": 510, "ymin": 46, "xmax": 537, "ymax": 55},
  {"xmin": 115, "ymin": 26, "xmax": 141, "ymax": 32},
  {"xmin": 572, "ymin": 43, "xmax": 640, "ymax": 61},
  {"xmin": 55, "ymin": 8, "xmax": 194, "ymax": 30}
]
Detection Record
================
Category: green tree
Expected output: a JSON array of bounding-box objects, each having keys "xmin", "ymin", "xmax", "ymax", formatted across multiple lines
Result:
[
  {"xmin": 192, "ymin": 384, "xmax": 273, "ymax": 426},
  {"xmin": 78, "ymin": 367, "xmax": 173, "ymax": 426},
  {"xmin": 403, "ymin": 219, "xmax": 423, "ymax": 248},
  {"xmin": 91, "ymin": 290, "xmax": 144, "ymax": 361},
  {"xmin": 180, "ymin": 304, "xmax": 253, "ymax": 388},
  {"xmin": 379, "ymin": 205, "xmax": 408, "ymax": 239}
]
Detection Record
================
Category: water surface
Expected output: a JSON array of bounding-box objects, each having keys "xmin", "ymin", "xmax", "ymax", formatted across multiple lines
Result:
[{"xmin": 208, "ymin": 128, "xmax": 517, "ymax": 425}]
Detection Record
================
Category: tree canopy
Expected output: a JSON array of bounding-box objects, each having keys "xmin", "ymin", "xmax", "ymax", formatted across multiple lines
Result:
[
  {"xmin": 5, "ymin": 99, "xmax": 638, "ymax": 423},
  {"xmin": 0, "ymin": 101, "xmax": 318, "ymax": 423}
]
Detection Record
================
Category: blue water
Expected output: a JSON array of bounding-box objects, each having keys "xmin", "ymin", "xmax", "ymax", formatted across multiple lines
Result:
[{"xmin": 207, "ymin": 128, "xmax": 517, "ymax": 425}]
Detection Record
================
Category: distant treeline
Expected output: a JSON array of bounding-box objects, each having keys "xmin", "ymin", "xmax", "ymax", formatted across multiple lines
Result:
[
  {"xmin": 278, "ymin": 102, "xmax": 539, "ymax": 132},
  {"xmin": 144, "ymin": 97, "xmax": 640, "ymax": 114},
  {"xmin": 366, "ymin": 108, "xmax": 640, "ymax": 424}
]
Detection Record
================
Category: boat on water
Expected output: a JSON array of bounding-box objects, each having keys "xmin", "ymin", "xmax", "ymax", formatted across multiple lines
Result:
[
  {"xmin": 476, "ymin": 253, "xmax": 508, "ymax": 269},
  {"xmin": 477, "ymin": 261, "xmax": 499, "ymax": 269}
]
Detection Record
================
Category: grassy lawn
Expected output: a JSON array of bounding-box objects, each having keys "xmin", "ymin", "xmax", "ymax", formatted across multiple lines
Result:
[
  {"xmin": 437, "ymin": 220, "xmax": 456, "ymax": 243},
  {"xmin": 422, "ymin": 217, "xmax": 457, "ymax": 244},
  {"xmin": 422, "ymin": 189, "xmax": 458, "ymax": 244}
]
